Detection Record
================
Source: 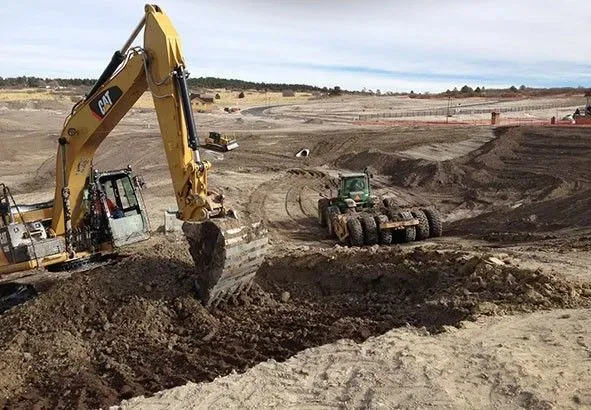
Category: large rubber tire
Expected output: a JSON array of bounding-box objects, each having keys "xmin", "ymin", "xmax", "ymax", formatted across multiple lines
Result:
[
  {"xmin": 383, "ymin": 197, "xmax": 400, "ymax": 210},
  {"xmin": 404, "ymin": 226, "xmax": 417, "ymax": 242},
  {"xmin": 375, "ymin": 215, "xmax": 392, "ymax": 245},
  {"xmin": 422, "ymin": 208, "xmax": 443, "ymax": 237},
  {"xmin": 347, "ymin": 217, "xmax": 364, "ymax": 247},
  {"xmin": 326, "ymin": 207, "xmax": 340, "ymax": 238},
  {"xmin": 411, "ymin": 209, "xmax": 430, "ymax": 240},
  {"xmin": 360, "ymin": 215, "xmax": 378, "ymax": 245},
  {"xmin": 385, "ymin": 206, "xmax": 400, "ymax": 221},
  {"xmin": 392, "ymin": 211, "xmax": 416, "ymax": 243},
  {"xmin": 318, "ymin": 198, "xmax": 330, "ymax": 227}
]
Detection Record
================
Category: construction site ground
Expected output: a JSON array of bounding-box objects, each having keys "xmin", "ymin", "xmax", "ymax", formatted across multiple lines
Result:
[{"xmin": 0, "ymin": 93, "xmax": 590, "ymax": 409}]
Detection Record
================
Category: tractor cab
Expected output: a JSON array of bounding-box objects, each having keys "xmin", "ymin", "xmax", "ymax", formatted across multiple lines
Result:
[
  {"xmin": 337, "ymin": 167, "xmax": 375, "ymax": 210},
  {"xmin": 338, "ymin": 173, "xmax": 370, "ymax": 204}
]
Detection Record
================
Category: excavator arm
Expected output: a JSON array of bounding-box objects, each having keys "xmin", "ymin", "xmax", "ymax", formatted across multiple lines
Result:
[
  {"xmin": 52, "ymin": 5, "xmax": 222, "ymax": 240},
  {"xmin": 47, "ymin": 4, "xmax": 267, "ymax": 306}
]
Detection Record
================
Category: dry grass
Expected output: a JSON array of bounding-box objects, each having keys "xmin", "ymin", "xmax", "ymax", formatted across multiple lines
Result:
[
  {"xmin": 133, "ymin": 89, "xmax": 313, "ymax": 109},
  {"xmin": 0, "ymin": 89, "xmax": 56, "ymax": 101},
  {"xmin": 214, "ymin": 90, "xmax": 312, "ymax": 106},
  {"xmin": 0, "ymin": 88, "xmax": 313, "ymax": 110}
]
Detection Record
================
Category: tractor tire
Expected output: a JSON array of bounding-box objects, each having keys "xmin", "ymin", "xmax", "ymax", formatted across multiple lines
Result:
[
  {"xmin": 347, "ymin": 217, "xmax": 364, "ymax": 247},
  {"xmin": 385, "ymin": 206, "xmax": 400, "ymax": 221},
  {"xmin": 404, "ymin": 226, "xmax": 417, "ymax": 242},
  {"xmin": 326, "ymin": 207, "xmax": 340, "ymax": 238},
  {"xmin": 383, "ymin": 197, "xmax": 400, "ymax": 210},
  {"xmin": 360, "ymin": 215, "xmax": 378, "ymax": 245},
  {"xmin": 318, "ymin": 198, "xmax": 330, "ymax": 227},
  {"xmin": 393, "ymin": 211, "xmax": 416, "ymax": 243},
  {"xmin": 411, "ymin": 209, "xmax": 430, "ymax": 240},
  {"xmin": 422, "ymin": 208, "xmax": 443, "ymax": 237},
  {"xmin": 375, "ymin": 215, "xmax": 392, "ymax": 245}
]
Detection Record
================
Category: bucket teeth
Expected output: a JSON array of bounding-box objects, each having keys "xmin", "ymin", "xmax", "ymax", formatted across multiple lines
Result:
[{"xmin": 182, "ymin": 219, "xmax": 268, "ymax": 308}]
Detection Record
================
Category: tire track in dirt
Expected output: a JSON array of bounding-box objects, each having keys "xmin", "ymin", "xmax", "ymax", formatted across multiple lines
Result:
[
  {"xmin": 247, "ymin": 169, "xmax": 331, "ymax": 244},
  {"xmin": 299, "ymin": 186, "xmax": 321, "ymax": 217}
]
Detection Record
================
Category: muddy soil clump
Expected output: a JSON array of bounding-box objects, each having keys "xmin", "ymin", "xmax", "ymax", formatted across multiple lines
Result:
[{"xmin": 0, "ymin": 240, "xmax": 589, "ymax": 409}]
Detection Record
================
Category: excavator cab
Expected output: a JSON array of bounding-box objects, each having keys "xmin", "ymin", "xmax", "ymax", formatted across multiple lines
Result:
[{"xmin": 87, "ymin": 168, "xmax": 150, "ymax": 248}]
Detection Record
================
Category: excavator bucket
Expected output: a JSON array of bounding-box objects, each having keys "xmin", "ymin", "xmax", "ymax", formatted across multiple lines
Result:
[
  {"xmin": 224, "ymin": 141, "xmax": 239, "ymax": 151},
  {"xmin": 182, "ymin": 218, "xmax": 268, "ymax": 307},
  {"xmin": 203, "ymin": 140, "xmax": 239, "ymax": 152}
]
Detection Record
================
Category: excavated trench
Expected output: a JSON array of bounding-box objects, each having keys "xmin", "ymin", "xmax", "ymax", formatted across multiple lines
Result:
[{"xmin": 0, "ymin": 240, "xmax": 590, "ymax": 409}]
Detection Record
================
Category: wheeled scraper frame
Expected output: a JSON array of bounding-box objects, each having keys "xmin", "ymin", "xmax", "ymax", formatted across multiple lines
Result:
[{"xmin": 318, "ymin": 170, "xmax": 443, "ymax": 246}]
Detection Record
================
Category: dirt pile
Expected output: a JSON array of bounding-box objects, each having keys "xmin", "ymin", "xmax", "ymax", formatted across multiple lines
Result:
[
  {"xmin": 337, "ymin": 126, "xmax": 591, "ymax": 237},
  {"xmin": 260, "ymin": 246, "xmax": 591, "ymax": 317},
  {"xmin": 447, "ymin": 126, "xmax": 591, "ymax": 235},
  {"xmin": 335, "ymin": 149, "xmax": 403, "ymax": 175},
  {"xmin": 0, "ymin": 241, "xmax": 590, "ymax": 409},
  {"xmin": 449, "ymin": 188, "xmax": 591, "ymax": 238},
  {"xmin": 336, "ymin": 150, "xmax": 465, "ymax": 188}
]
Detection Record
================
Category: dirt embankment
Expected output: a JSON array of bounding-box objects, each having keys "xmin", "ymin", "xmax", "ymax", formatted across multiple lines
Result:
[
  {"xmin": 336, "ymin": 126, "xmax": 591, "ymax": 238},
  {"xmin": 0, "ymin": 240, "xmax": 590, "ymax": 409}
]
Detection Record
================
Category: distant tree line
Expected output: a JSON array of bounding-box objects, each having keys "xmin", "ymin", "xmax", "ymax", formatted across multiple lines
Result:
[
  {"xmin": 1, "ymin": 76, "xmax": 587, "ymax": 99},
  {"xmin": 186, "ymin": 76, "xmax": 333, "ymax": 93},
  {"xmin": 0, "ymin": 76, "xmax": 95, "ymax": 88},
  {"xmin": 411, "ymin": 84, "xmax": 590, "ymax": 99},
  {"xmin": 0, "ymin": 75, "xmax": 346, "ymax": 94}
]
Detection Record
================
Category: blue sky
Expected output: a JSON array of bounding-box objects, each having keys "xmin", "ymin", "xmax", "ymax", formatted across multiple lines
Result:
[{"xmin": 2, "ymin": 0, "xmax": 590, "ymax": 92}]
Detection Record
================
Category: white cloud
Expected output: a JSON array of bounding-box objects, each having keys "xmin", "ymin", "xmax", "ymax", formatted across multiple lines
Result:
[{"xmin": 2, "ymin": 0, "xmax": 590, "ymax": 91}]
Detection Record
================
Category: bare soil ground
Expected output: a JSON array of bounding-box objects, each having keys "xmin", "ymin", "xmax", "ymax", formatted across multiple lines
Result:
[
  {"xmin": 119, "ymin": 308, "xmax": 591, "ymax": 410},
  {"xmin": 0, "ymin": 93, "xmax": 590, "ymax": 409}
]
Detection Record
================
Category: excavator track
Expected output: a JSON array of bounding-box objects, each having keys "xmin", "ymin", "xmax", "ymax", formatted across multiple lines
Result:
[{"xmin": 182, "ymin": 219, "xmax": 268, "ymax": 308}]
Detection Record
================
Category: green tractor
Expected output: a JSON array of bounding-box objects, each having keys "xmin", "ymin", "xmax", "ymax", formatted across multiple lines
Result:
[{"xmin": 317, "ymin": 169, "xmax": 442, "ymax": 246}]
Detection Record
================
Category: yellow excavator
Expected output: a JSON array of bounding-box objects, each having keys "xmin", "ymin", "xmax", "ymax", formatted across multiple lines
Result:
[{"xmin": 0, "ymin": 4, "xmax": 268, "ymax": 307}]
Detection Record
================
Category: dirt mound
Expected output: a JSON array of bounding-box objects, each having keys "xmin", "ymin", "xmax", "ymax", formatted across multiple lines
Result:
[
  {"xmin": 450, "ymin": 127, "xmax": 591, "ymax": 235},
  {"xmin": 335, "ymin": 149, "xmax": 467, "ymax": 188},
  {"xmin": 259, "ymin": 246, "xmax": 591, "ymax": 317},
  {"xmin": 335, "ymin": 149, "xmax": 401, "ymax": 175},
  {"xmin": 450, "ymin": 188, "xmax": 591, "ymax": 237},
  {"xmin": 342, "ymin": 126, "xmax": 591, "ymax": 237},
  {"xmin": 397, "ymin": 126, "xmax": 588, "ymax": 195},
  {"xmin": 0, "ymin": 240, "xmax": 589, "ymax": 409}
]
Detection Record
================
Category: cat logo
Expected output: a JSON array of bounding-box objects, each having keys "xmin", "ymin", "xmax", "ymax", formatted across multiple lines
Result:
[{"xmin": 90, "ymin": 86, "xmax": 123, "ymax": 120}]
